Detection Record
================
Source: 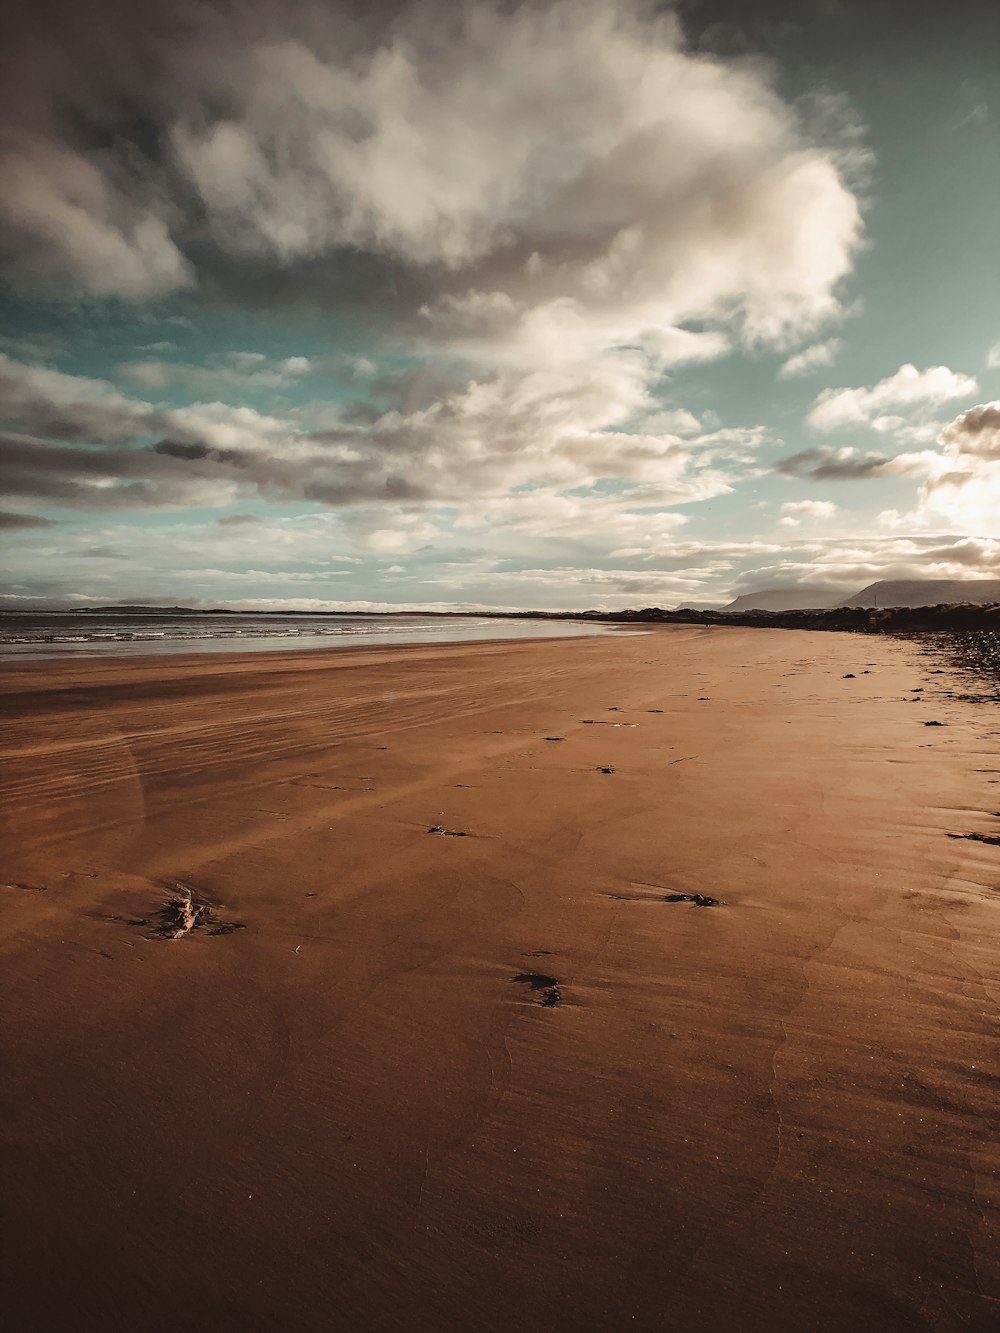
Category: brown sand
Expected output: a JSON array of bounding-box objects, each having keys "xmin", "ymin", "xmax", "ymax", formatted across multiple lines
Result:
[{"xmin": 2, "ymin": 626, "xmax": 999, "ymax": 1332}]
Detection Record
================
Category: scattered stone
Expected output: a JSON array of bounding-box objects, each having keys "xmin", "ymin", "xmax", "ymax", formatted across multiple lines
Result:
[
  {"xmin": 843, "ymin": 673, "xmax": 856, "ymax": 679},
  {"xmin": 543, "ymin": 736, "xmax": 565, "ymax": 742},
  {"xmin": 599, "ymin": 765, "xmax": 615, "ymax": 774},
  {"xmin": 428, "ymin": 825, "xmax": 469, "ymax": 837},
  {"xmin": 924, "ymin": 720, "xmax": 944, "ymax": 727}
]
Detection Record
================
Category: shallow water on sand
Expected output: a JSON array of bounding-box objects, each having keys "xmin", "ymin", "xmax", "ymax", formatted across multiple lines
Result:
[
  {"xmin": 950, "ymin": 628, "xmax": 1000, "ymax": 681},
  {"xmin": 0, "ymin": 611, "xmax": 620, "ymax": 660}
]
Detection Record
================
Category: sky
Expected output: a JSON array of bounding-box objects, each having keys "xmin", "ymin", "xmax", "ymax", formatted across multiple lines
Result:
[{"xmin": 1, "ymin": 0, "xmax": 998, "ymax": 612}]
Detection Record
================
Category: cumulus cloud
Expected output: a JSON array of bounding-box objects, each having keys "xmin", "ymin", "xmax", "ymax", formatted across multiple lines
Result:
[
  {"xmin": 0, "ymin": 353, "xmax": 152, "ymax": 444},
  {"xmin": 0, "ymin": 1, "xmax": 862, "ymax": 358},
  {"xmin": 909, "ymin": 401, "xmax": 1000, "ymax": 533},
  {"xmin": 772, "ymin": 400, "xmax": 999, "ymax": 541},
  {"xmin": 0, "ymin": 349, "xmax": 744, "ymax": 524},
  {"xmin": 0, "ymin": 0, "xmax": 893, "ymax": 610},
  {"xmin": 941, "ymin": 402, "xmax": 1000, "ymax": 460},
  {"xmin": 807, "ymin": 363, "xmax": 978, "ymax": 432},
  {"xmin": 0, "ymin": 131, "xmax": 193, "ymax": 300}
]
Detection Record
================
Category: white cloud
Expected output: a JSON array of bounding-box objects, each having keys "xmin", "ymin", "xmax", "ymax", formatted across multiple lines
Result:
[
  {"xmin": 987, "ymin": 341, "xmax": 1000, "ymax": 369},
  {"xmin": 0, "ymin": 349, "xmax": 750, "ymax": 522},
  {"xmin": 0, "ymin": 2, "xmax": 898, "ymax": 610},
  {"xmin": 778, "ymin": 337, "xmax": 842, "ymax": 379},
  {"xmin": 778, "ymin": 499, "xmax": 838, "ymax": 527},
  {"xmin": 172, "ymin": 2, "xmax": 861, "ymax": 351},
  {"xmin": 909, "ymin": 402, "xmax": 1000, "ymax": 533},
  {"xmin": 807, "ymin": 363, "xmax": 978, "ymax": 431}
]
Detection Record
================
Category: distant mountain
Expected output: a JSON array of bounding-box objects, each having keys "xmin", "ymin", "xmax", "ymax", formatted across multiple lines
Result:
[
  {"xmin": 73, "ymin": 604, "xmax": 209, "ymax": 615},
  {"xmin": 720, "ymin": 585, "xmax": 840, "ymax": 613},
  {"xmin": 836, "ymin": 579, "xmax": 1000, "ymax": 609}
]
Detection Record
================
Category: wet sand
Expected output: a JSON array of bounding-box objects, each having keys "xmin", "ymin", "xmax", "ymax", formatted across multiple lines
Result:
[{"xmin": 2, "ymin": 626, "xmax": 999, "ymax": 1332}]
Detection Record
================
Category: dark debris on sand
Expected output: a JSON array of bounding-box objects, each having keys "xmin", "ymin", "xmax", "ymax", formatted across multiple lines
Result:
[
  {"xmin": 132, "ymin": 884, "xmax": 245, "ymax": 940},
  {"xmin": 512, "ymin": 971, "xmax": 562, "ymax": 1006},
  {"xmin": 606, "ymin": 890, "xmax": 720, "ymax": 907}
]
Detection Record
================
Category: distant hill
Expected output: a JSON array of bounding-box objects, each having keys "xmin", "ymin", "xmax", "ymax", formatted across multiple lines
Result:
[
  {"xmin": 836, "ymin": 579, "xmax": 1000, "ymax": 609},
  {"xmin": 720, "ymin": 586, "xmax": 840, "ymax": 613},
  {"xmin": 716, "ymin": 578, "xmax": 1000, "ymax": 614},
  {"xmin": 73, "ymin": 604, "xmax": 210, "ymax": 615}
]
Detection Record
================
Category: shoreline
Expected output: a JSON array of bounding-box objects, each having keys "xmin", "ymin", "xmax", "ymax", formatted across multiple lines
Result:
[
  {"xmin": 0, "ymin": 615, "xmax": 624, "ymax": 664},
  {"xmin": 3, "ymin": 625, "xmax": 999, "ymax": 1330}
]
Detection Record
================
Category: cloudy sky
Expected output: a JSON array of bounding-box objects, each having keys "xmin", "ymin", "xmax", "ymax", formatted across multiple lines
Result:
[{"xmin": 1, "ymin": 0, "xmax": 998, "ymax": 611}]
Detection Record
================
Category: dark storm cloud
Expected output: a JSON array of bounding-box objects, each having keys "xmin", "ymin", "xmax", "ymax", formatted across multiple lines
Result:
[
  {"xmin": 0, "ymin": 510, "xmax": 57, "ymax": 530},
  {"xmin": 774, "ymin": 446, "xmax": 890, "ymax": 480},
  {"xmin": 152, "ymin": 440, "xmax": 216, "ymax": 461},
  {"xmin": 150, "ymin": 439, "xmax": 247, "ymax": 465},
  {"xmin": 0, "ymin": 0, "xmax": 420, "ymax": 305},
  {"xmin": 677, "ymin": 0, "xmax": 999, "ymax": 55}
]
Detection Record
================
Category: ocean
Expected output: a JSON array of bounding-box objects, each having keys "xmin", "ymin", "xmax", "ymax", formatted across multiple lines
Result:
[{"xmin": 0, "ymin": 611, "xmax": 620, "ymax": 660}]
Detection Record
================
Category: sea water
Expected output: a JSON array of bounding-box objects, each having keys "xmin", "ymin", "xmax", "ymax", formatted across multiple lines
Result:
[{"xmin": 0, "ymin": 611, "xmax": 621, "ymax": 660}]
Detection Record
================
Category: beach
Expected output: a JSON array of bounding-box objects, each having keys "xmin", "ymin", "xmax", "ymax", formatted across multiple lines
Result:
[{"xmin": 2, "ymin": 624, "xmax": 999, "ymax": 1332}]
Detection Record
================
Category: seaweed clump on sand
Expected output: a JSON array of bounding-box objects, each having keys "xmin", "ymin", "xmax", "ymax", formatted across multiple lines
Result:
[{"xmin": 130, "ymin": 884, "xmax": 246, "ymax": 939}]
